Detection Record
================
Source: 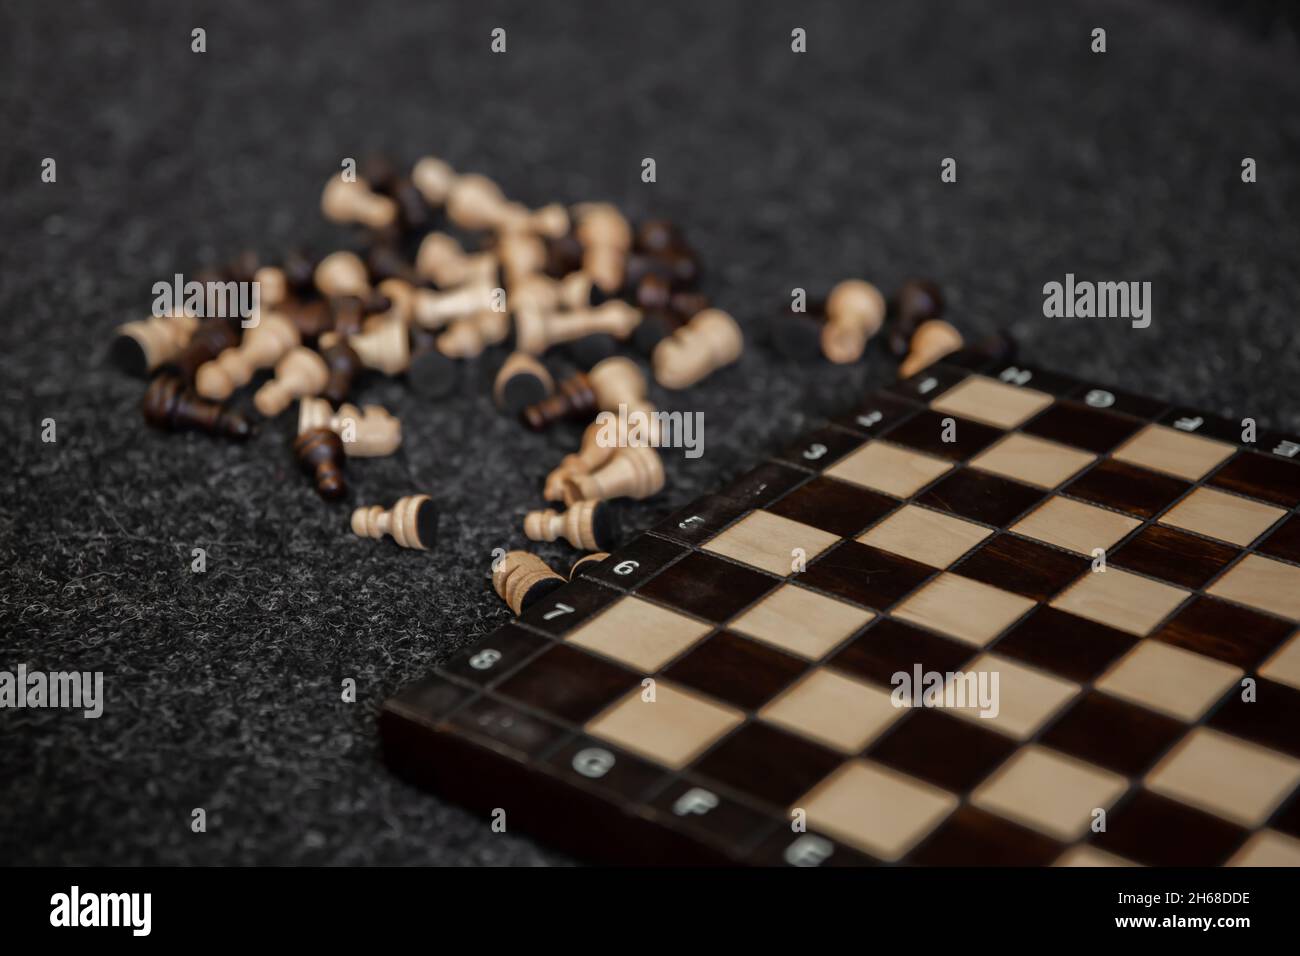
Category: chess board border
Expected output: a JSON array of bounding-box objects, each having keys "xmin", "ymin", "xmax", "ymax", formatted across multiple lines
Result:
[{"xmin": 381, "ymin": 346, "xmax": 1300, "ymax": 866}]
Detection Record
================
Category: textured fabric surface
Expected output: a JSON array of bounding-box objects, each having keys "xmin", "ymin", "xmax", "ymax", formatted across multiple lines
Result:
[{"xmin": 2, "ymin": 0, "xmax": 1298, "ymax": 865}]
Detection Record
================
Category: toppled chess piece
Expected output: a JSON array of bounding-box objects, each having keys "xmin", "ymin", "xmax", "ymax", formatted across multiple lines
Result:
[
  {"xmin": 568, "ymin": 552, "xmax": 610, "ymax": 579},
  {"xmin": 493, "ymin": 352, "xmax": 554, "ymax": 415},
  {"xmin": 112, "ymin": 312, "xmax": 199, "ymax": 378},
  {"xmin": 142, "ymin": 373, "xmax": 252, "ymax": 440},
  {"xmin": 513, "ymin": 300, "xmax": 640, "ymax": 355},
  {"xmin": 164, "ymin": 317, "xmax": 241, "ymax": 383},
  {"xmin": 415, "ymin": 232, "xmax": 499, "ymax": 288},
  {"xmin": 320, "ymin": 174, "xmax": 399, "ymax": 231},
  {"xmin": 562, "ymin": 445, "xmax": 664, "ymax": 505},
  {"xmin": 822, "ymin": 279, "xmax": 885, "ymax": 364},
  {"xmin": 899, "ymin": 319, "xmax": 964, "ymax": 378},
  {"xmin": 298, "ymin": 397, "xmax": 402, "ymax": 457},
  {"xmin": 544, "ymin": 420, "xmax": 617, "ymax": 500},
  {"xmin": 255, "ymin": 347, "xmax": 330, "ymax": 417},
  {"xmin": 889, "ymin": 279, "xmax": 943, "ymax": 358},
  {"xmin": 522, "ymin": 356, "xmax": 646, "ymax": 431},
  {"xmin": 575, "ymin": 203, "xmax": 632, "ymax": 294},
  {"xmin": 314, "ymin": 251, "xmax": 371, "ymax": 299},
  {"xmin": 294, "ymin": 427, "xmax": 347, "ymax": 500},
  {"xmin": 524, "ymin": 500, "xmax": 619, "ymax": 551},
  {"xmin": 493, "ymin": 551, "xmax": 566, "ymax": 615},
  {"xmin": 652, "ymin": 308, "xmax": 743, "ymax": 389},
  {"xmin": 195, "ymin": 313, "xmax": 300, "ymax": 400},
  {"xmin": 351, "ymin": 494, "xmax": 438, "ymax": 550}
]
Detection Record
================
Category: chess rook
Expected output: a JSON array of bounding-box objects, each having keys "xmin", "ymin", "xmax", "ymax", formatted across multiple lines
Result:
[
  {"xmin": 111, "ymin": 312, "xmax": 199, "ymax": 378},
  {"xmin": 562, "ymin": 445, "xmax": 664, "ymax": 505},
  {"xmin": 652, "ymin": 308, "xmax": 743, "ymax": 389},
  {"xmin": 298, "ymin": 397, "xmax": 402, "ymax": 457},
  {"xmin": 142, "ymin": 374, "xmax": 252, "ymax": 440},
  {"xmin": 494, "ymin": 352, "xmax": 554, "ymax": 415},
  {"xmin": 351, "ymin": 494, "xmax": 438, "ymax": 550},
  {"xmin": 196, "ymin": 313, "xmax": 300, "ymax": 400},
  {"xmin": 522, "ymin": 356, "xmax": 646, "ymax": 431},
  {"xmin": 254, "ymin": 346, "xmax": 329, "ymax": 417},
  {"xmin": 524, "ymin": 500, "xmax": 619, "ymax": 551},
  {"xmin": 889, "ymin": 278, "xmax": 944, "ymax": 357},
  {"xmin": 293, "ymin": 427, "xmax": 347, "ymax": 500},
  {"xmin": 320, "ymin": 174, "xmax": 398, "ymax": 231},
  {"xmin": 492, "ymin": 551, "xmax": 566, "ymax": 616},
  {"xmin": 821, "ymin": 279, "xmax": 885, "ymax": 364},
  {"xmin": 899, "ymin": 319, "xmax": 964, "ymax": 378}
]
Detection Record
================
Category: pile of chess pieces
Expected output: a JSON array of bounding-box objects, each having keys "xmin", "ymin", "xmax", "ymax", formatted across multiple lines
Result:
[{"xmin": 110, "ymin": 153, "xmax": 972, "ymax": 618}]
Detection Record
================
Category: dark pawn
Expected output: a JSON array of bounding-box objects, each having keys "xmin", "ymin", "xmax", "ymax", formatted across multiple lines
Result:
[
  {"xmin": 226, "ymin": 250, "xmax": 262, "ymax": 284},
  {"xmin": 622, "ymin": 252, "xmax": 672, "ymax": 291},
  {"xmin": 543, "ymin": 234, "xmax": 584, "ymax": 278},
  {"xmin": 320, "ymin": 339, "xmax": 363, "ymax": 405},
  {"xmin": 635, "ymin": 273, "xmax": 673, "ymax": 311},
  {"xmin": 367, "ymin": 244, "xmax": 418, "ymax": 284},
  {"xmin": 889, "ymin": 279, "xmax": 944, "ymax": 357},
  {"xmin": 663, "ymin": 246, "xmax": 700, "ymax": 289},
  {"xmin": 669, "ymin": 290, "xmax": 709, "ymax": 319},
  {"xmin": 163, "ymin": 317, "xmax": 240, "ymax": 382},
  {"xmin": 283, "ymin": 298, "xmax": 333, "ymax": 344},
  {"xmin": 330, "ymin": 296, "xmax": 367, "ymax": 337},
  {"xmin": 294, "ymin": 428, "xmax": 347, "ymax": 500},
  {"xmin": 142, "ymin": 374, "xmax": 252, "ymax": 440},
  {"xmin": 281, "ymin": 250, "xmax": 317, "ymax": 294},
  {"xmin": 521, "ymin": 372, "xmax": 597, "ymax": 431},
  {"xmin": 634, "ymin": 219, "xmax": 683, "ymax": 255}
]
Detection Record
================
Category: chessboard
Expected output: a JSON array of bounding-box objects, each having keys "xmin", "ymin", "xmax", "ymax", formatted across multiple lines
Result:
[{"xmin": 381, "ymin": 347, "xmax": 1300, "ymax": 866}]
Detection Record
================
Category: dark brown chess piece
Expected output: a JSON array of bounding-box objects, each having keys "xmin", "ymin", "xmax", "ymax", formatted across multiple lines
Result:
[
  {"xmin": 320, "ymin": 337, "xmax": 363, "ymax": 405},
  {"xmin": 162, "ymin": 317, "xmax": 241, "ymax": 382},
  {"xmin": 282, "ymin": 298, "xmax": 334, "ymax": 344},
  {"xmin": 142, "ymin": 374, "xmax": 252, "ymax": 440},
  {"xmin": 521, "ymin": 357, "xmax": 646, "ymax": 431},
  {"xmin": 889, "ymin": 279, "xmax": 944, "ymax": 357},
  {"xmin": 294, "ymin": 427, "xmax": 347, "ymax": 500}
]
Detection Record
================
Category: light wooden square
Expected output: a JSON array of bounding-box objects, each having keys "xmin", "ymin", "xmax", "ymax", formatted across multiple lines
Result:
[
  {"xmin": 972, "ymin": 746, "xmax": 1128, "ymax": 841},
  {"xmin": 1228, "ymin": 830, "xmax": 1300, "ymax": 867},
  {"xmin": 729, "ymin": 584, "xmax": 874, "ymax": 661},
  {"xmin": 858, "ymin": 504, "xmax": 992, "ymax": 569},
  {"xmin": 567, "ymin": 596, "xmax": 712, "ymax": 672},
  {"xmin": 1012, "ymin": 496, "xmax": 1140, "ymax": 555},
  {"xmin": 946, "ymin": 652, "xmax": 1080, "ymax": 740},
  {"xmin": 824, "ymin": 441, "xmax": 952, "ymax": 498},
  {"xmin": 1112, "ymin": 424, "xmax": 1235, "ymax": 481},
  {"xmin": 1095, "ymin": 640, "xmax": 1241, "ymax": 721},
  {"xmin": 970, "ymin": 433, "xmax": 1095, "ymax": 490},
  {"xmin": 795, "ymin": 759, "xmax": 958, "ymax": 861},
  {"xmin": 585, "ymin": 680, "xmax": 743, "ymax": 770},
  {"xmin": 1207, "ymin": 554, "xmax": 1300, "ymax": 621},
  {"xmin": 759, "ymin": 668, "xmax": 904, "ymax": 753},
  {"xmin": 702, "ymin": 509, "xmax": 840, "ymax": 577},
  {"xmin": 1159, "ymin": 487, "xmax": 1286, "ymax": 547},
  {"xmin": 1259, "ymin": 632, "xmax": 1300, "ymax": 691},
  {"xmin": 892, "ymin": 573, "xmax": 1035, "ymax": 646},
  {"xmin": 1146, "ymin": 727, "xmax": 1300, "ymax": 828},
  {"xmin": 1050, "ymin": 568, "xmax": 1189, "ymax": 636},
  {"xmin": 1053, "ymin": 846, "xmax": 1138, "ymax": 867},
  {"xmin": 929, "ymin": 375, "xmax": 1054, "ymax": 429}
]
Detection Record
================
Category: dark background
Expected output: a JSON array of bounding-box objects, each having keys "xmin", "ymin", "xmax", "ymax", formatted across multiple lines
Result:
[{"xmin": 2, "ymin": 0, "xmax": 1298, "ymax": 865}]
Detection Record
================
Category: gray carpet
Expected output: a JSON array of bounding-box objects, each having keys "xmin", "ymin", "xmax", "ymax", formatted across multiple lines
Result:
[{"xmin": 2, "ymin": 0, "xmax": 1298, "ymax": 865}]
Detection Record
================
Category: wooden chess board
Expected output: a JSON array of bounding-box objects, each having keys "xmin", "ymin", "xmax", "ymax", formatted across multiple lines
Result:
[{"xmin": 381, "ymin": 348, "xmax": 1300, "ymax": 866}]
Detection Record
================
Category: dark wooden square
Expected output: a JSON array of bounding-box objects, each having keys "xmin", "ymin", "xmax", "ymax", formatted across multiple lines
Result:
[
  {"xmin": 1064, "ymin": 458, "xmax": 1190, "ymax": 518},
  {"xmin": 693, "ymin": 721, "xmax": 843, "ymax": 808},
  {"xmin": 1039, "ymin": 690, "xmax": 1185, "ymax": 776},
  {"xmin": 578, "ymin": 533, "xmax": 688, "ymax": 591},
  {"xmin": 1093, "ymin": 790, "xmax": 1247, "ymax": 866},
  {"xmin": 867, "ymin": 708, "xmax": 1016, "ymax": 793},
  {"xmin": 442, "ymin": 624, "xmax": 549, "ymax": 687},
  {"xmin": 1210, "ymin": 450, "xmax": 1300, "ymax": 508},
  {"xmin": 637, "ymin": 551, "xmax": 778, "ymax": 622},
  {"xmin": 386, "ymin": 674, "xmax": 472, "ymax": 723},
  {"xmin": 1158, "ymin": 407, "xmax": 1242, "ymax": 444},
  {"xmin": 832, "ymin": 618, "xmax": 976, "ymax": 688},
  {"xmin": 495, "ymin": 644, "xmax": 639, "ymax": 723},
  {"xmin": 885, "ymin": 363, "xmax": 968, "ymax": 403},
  {"xmin": 1152, "ymin": 596, "xmax": 1294, "ymax": 670},
  {"xmin": 773, "ymin": 426, "xmax": 864, "ymax": 472},
  {"xmin": 798, "ymin": 541, "xmax": 933, "ymax": 610},
  {"xmin": 1111, "ymin": 524, "xmax": 1239, "ymax": 590},
  {"xmin": 446, "ymin": 695, "xmax": 568, "ymax": 759},
  {"xmin": 664, "ymin": 630, "xmax": 808, "ymax": 710},
  {"xmin": 907, "ymin": 806, "xmax": 1063, "ymax": 866},
  {"xmin": 832, "ymin": 389, "xmax": 919, "ymax": 437},
  {"xmin": 718, "ymin": 461, "xmax": 808, "ymax": 508},
  {"xmin": 994, "ymin": 607, "xmax": 1137, "ymax": 682},
  {"xmin": 1072, "ymin": 383, "xmax": 1168, "ymax": 421},
  {"xmin": 1208, "ymin": 679, "xmax": 1300, "ymax": 760},
  {"xmin": 956, "ymin": 534, "xmax": 1089, "ymax": 601},
  {"xmin": 517, "ymin": 578, "xmax": 620, "ymax": 636},
  {"xmin": 882, "ymin": 410, "xmax": 1002, "ymax": 461},
  {"xmin": 766, "ymin": 476, "xmax": 897, "ymax": 537},
  {"xmin": 917, "ymin": 468, "xmax": 1045, "ymax": 527},
  {"xmin": 1021, "ymin": 400, "xmax": 1143, "ymax": 454},
  {"xmin": 1260, "ymin": 515, "xmax": 1300, "ymax": 564},
  {"xmin": 648, "ymin": 494, "xmax": 752, "ymax": 546}
]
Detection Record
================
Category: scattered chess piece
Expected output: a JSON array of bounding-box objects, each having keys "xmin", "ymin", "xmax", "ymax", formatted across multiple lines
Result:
[
  {"xmin": 634, "ymin": 219, "xmax": 683, "ymax": 256},
  {"xmin": 362, "ymin": 155, "xmax": 431, "ymax": 233},
  {"xmin": 314, "ymin": 251, "xmax": 371, "ymax": 299},
  {"xmin": 253, "ymin": 266, "xmax": 289, "ymax": 309},
  {"xmin": 411, "ymin": 283, "xmax": 498, "ymax": 330},
  {"xmin": 407, "ymin": 326, "xmax": 459, "ymax": 399},
  {"xmin": 497, "ymin": 231, "xmax": 547, "ymax": 287},
  {"xmin": 280, "ymin": 249, "xmax": 318, "ymax": 294},
  {"xmin": 492, "ymin": 551, "xmax": 567, "ymax": 615},
  {"xmin": 254, "ymin": 346, "xmax": 329, "ymax": 417},
  {"xmin": 632, "ymin": 308, "xmax": 685, "ymax": 356},
  {"xmin": 821, "ymin": 279, "xmax": 885, "ymax": 364},
  {"xmin": 652, "ymin": 308, "xmax": 743, "ymax": 389},
  {"xmin": 320, "ymin": 174, "xmax": 398, "ymax": 231},
  {"xmin": 298, "ymin": 397, "xmax": 402, "ymax": 457},
  {"xmin": 445, "ymin": 173, "xmax": 513, "ymax": 232},
  {"xmin": 163, "ymin": 317, "xmax": 242, "ymax": 382},
  {"xmin": 494, "ymin": 352, "xmax": 554, "ymax": 415},
  {"xmin": 319, "ymin": 336, "xmax": 363, "ymax": 405},
  {"xmin": 351, "ymin": 494, "xmax": 438, "ymax": 550},
  {"xmin": 294, "ymin": 427, "xmax": 347, "ymax": 500},
  {"xmin": 569, "ymin": 552, "xmax": 610, "ymax": 579},
  {"xmin": 522, "ymin": 356, "xmax": 646, "ymax": 431},
  {"xmin": 562, "ymin": 332, "xmax": 620, "ymax": 368},
  {"xmin": 670, "ymin": 290, "xmax": 709, "ymax": 318},
  {"xmin": 348, "ymin": 316, "xmax": 409, "ymax": 375},
  {"xmin": 544, "ymin": 233, "xmax": 584, "ymax": 278},
  {"xmin": 111, "ymin": 312, "xmax": 199, "ymax": 377},
  {"xmin": 899, "ymin": 319, "xmax": 965, "ymax": 378},
  {"xmin": 575, "ymin": 203, "xmax": 632, "ymax": 294},
  {"xmin": 514, "ymin": 300, "xmax": 640, "ymax": 355},
  {"xmin": 282, "ymin": 298, "xmax": 334, "ymax": 344},
  {"xmin": 635, "ymin": 273, "xmax": 673, "ymax": 311},
  {"xmin": 142, "ymin": 374, "xmax": 252, "ymax": 440},
  {"xmin": 889, "ymin": 279, "xmax": 944, "ymax": 358},
  {"xmin": 416, "ymin": 232, "xmax": 499, "ymax": 289},
  {"xmin": 543, "ymin": 420, "xmax": 617, "ymax": 500},
  {"xmin": 524, "ymin": 500, "xmax": 619, "ymax": 551},
  {"xmin": 436, "ymin": 310, "xmax": 510, "ymax": 359},
  {"xmin": 195, "ymin": 313, "xmax": 300, "ymax": 400},
  {"xmin": 563, "ymin": 445, "xmax": 664, "ymax": 505},
  {"xmin": 367, "ymin": 244, "xmax": 419, "ymax": 285},
  {"xmin": 411, "ymin": 156, "xmax": 455, "ymax": 207}
]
